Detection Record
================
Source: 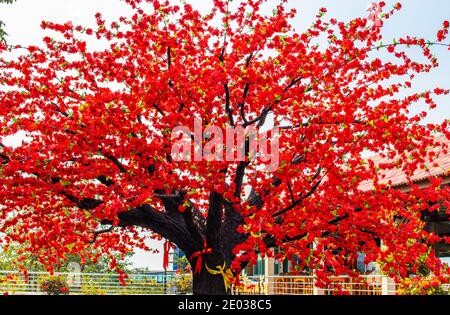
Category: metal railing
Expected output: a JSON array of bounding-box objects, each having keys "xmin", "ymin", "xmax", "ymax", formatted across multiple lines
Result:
[
  {"xmin": 1, "ymin": 271, "xmax": 447, "ymax": 295},
  {"xmin": 0, "ymin": 270, "xmax": 191, "ymax": 295}
]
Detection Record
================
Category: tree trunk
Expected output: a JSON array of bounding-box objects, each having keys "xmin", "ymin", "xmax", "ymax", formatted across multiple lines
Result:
[{"xmin": 192, "ymin": 269, "xmax": 230, "ymax": 295}]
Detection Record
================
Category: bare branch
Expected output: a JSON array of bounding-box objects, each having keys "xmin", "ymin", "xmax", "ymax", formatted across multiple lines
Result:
[
  {"xmin": 271, "ymin": 176, "xmax": 323, "ymax": 218},
  {"xmin": 238, "ymin": 83, "xmax": 250, "ymax": 124},
  {"xmin": 152, "ymin": 103, "xmax": 166, "ymax": 117},
  {"xmin": 242, "ymin": 77, "xmax": 302, "ymax": 128},
  {"xmin": 102, "ymin": 153, "xmax": 127, "ymax": 174},
  {"xmin": 263, "ymin": 208, "xmax": 363, "ymax": 248},
  {"xmin": 234, "ymin": 137, "xmax": 251, "ymax": 199},
  {"xmin": 89, "ymin": 226, "xmax": 115, "ymax": 244},
  {"xmin": 224, "ymin": 83, "xmax": 234, "ymax": 126}
]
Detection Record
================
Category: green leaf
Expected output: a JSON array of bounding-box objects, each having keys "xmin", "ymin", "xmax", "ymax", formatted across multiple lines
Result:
[
  {"xmin": 79, "ymin": 103, "xmax": 89, "ymax": 111},
  {"xmin": 60, "ymin": 180, "xmax": 71, "ymax": 187},
  {"xmin": 66, "ymin": 243, "xmax": 75, "ymax": 251},
  {"xmin": 197, "ymin": 87, "xmax": 205, "ymax": 96},
  {"xmin": 279, "ymin": 35, "xmax": 287, "ymax": 47}
]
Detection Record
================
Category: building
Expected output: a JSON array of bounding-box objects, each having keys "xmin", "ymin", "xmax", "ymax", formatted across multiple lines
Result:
[{"xmin": 246, "ymin": 136, "xmax": 450, "ymax": 277}]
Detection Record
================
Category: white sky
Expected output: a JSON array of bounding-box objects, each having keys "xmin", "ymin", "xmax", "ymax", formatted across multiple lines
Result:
[{"xmin": 0, "ymin": 0, "xmax": 449, "ymax": 270}]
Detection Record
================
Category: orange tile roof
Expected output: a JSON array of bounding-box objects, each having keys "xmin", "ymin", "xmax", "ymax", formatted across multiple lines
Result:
[{"xmin": 358, "ymin": 136, "xmax": 450, "ymax": 191}]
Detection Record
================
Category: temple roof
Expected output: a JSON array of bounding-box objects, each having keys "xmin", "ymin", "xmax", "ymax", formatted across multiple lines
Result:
[{"xmin": 359, "ymin": 136, "xmax": 450, "ymax": 191}]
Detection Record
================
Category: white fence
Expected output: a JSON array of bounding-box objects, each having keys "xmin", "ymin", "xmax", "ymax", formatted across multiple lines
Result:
[
  {"xmin": 1, "ymin": 271, "xmax": 448, "ymax": 295},
  {"xmin": 0, "ymin": 270, "xmax": 189, "ymax": 295}
]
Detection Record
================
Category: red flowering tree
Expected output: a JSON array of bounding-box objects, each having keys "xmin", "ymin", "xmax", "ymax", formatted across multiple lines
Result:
[{"xmin": 0, "ymin": 0, "xmax": 449, "ymax": 295}]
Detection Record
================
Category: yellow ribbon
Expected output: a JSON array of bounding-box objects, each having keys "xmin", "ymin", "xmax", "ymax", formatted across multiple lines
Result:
[{"xmin": 205, "ymin": 263, "xmax": 234, "ymax": 292}]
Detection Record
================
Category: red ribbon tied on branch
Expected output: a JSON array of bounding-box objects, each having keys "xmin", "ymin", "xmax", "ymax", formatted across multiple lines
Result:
[
  {"xmin": 190, "ymin": 239, "xmax": 213, "ymax": 274},
  {"xmin": 163, "ymin": 240, "xmax": 176, "ymax": 270}
]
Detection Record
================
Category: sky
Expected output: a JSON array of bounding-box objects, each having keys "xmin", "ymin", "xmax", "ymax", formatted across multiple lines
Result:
[{"xmin": 0, "ymin": 0, "xmax": 449, "ymax": 270}]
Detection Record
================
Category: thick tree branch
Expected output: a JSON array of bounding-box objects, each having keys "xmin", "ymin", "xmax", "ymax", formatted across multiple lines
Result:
[
  {"xmin": 96, "ymin": 175, "xmax": 114, "ymax": 187},
  {"xmin": 206, "ymin": 191, "xmax": 223, "ymax": 252},
  {"xmin": 102, "ymin": 153, "xmax": 127, "ymax": 173},
  {"xmin": 101, "ymin": 204, "xmax": 197, "ymax": 256},
  {"xmin": 155, "ymin": 189, "xmax": 204, "ymax": 245},
  {"xmin": 234, "ymin": 137, "xmax": 251, "ymax": 199},
  {"xmin": 182, "ymin": 204, "xmax": 206, "ymax": 245},
  {"xmin": 221, "ymin": 202, "xmax": 246, "ymax": 266}
]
